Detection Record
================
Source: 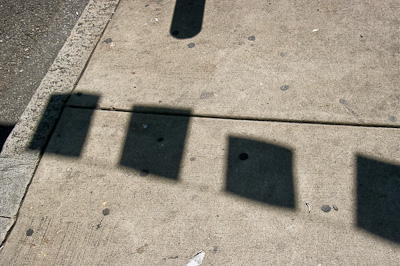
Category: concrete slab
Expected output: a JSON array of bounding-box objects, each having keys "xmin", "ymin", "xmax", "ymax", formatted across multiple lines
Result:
[
  {"xmin": 0, "ymin": 108, "xmax": 399, "ymax": 265},
  {"xmin": 70, "ymin": 0, "xmax": 400, "ymax": 126},
  {"xmin": 0, "ymin": 218, "xmax": 13, "ymax": 245},
  {"xmin": 0, "ymin": 156, "xmax": 38, "ymax": 218},
  {"xmin": 0, "ymin": 0, "xmax": 119, "ymax": 246}
]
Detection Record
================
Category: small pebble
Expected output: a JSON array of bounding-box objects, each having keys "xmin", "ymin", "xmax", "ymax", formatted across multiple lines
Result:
[
  {"xmin": 321, "ymin": 205, "xmax": 331, "ymax": 212},
  {"xmin": 333, "ymin": 205, "xmax": 338, "ymax": 211},
  {"xmin": 103, "ymin": 38, "xmax": 112, "ymax": 43},
  {"xmin": 188, "ymin": 43, "xmax": 195, "ymax": 48},
  {"xmin": 102, "ymin": 208, "xmax": 110, "ymax": 216},
  {"xmin": 280, "ymin": 85, "xmax": 290, "ymax": 91},
  {"xmin": 248, "ymin": 35, "xmax": 255, "ymax": 41},
  {"xmin": 26, "ymin": 229, "xmax": 34, "ymax": 236},
  {"xmin": 190, "ymin": 157, "xmax": 196, "ymax": 161}
]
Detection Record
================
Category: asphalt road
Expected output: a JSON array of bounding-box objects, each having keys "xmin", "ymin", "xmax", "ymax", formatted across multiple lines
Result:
[{"xmin": 0, "ymin": 0, "xmax": 90, "ymax": 151}]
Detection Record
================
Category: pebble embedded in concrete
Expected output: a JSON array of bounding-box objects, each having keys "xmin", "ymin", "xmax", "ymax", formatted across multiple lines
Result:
[
  {"xmin": 280, "ymin": 85, "xmax": 289, "ymax": 91},
  {"xmin": 102, "ymin": 208, "xmax": 110, "ymax": 216},
  {"xmin": 321, "ymin": 205, "xmax": 331, "ymax": 212},
  {"xmin": 26, "ymin": 229, "xmax": 34, "ymax": 236}
]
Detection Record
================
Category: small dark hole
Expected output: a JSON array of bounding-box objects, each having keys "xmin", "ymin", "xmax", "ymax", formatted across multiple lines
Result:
[
  {"xmin": 26, "ymin": 229, "xmax": 34, "ymax": 236},
  {"xmin": 239, "ymin": 153, "xmax": 248, "ymax": 160},
  {"xmin": 102, "ymin": 208, "xmax": 110, "ymax": 216},
  {"xmin": 172, "ymin": 30, "xmax": 179, "ymax": 36},
  {"xmin": 360, "ymin": 35, "xmax": 363, "ymax": 38},
  {"xmin": 157, "ymin": 137, "xmax": 164, "ymax": 142}
]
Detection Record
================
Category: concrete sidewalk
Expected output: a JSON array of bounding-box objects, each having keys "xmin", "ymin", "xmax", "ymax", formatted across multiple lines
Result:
[{"xmin": 1, "ymin": 0, "xmax": 399, "ymax": 265}]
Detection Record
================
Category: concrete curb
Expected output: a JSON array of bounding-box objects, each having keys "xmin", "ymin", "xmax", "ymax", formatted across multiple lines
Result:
[{"xmin": 0, "ymin": 0, "xmax": 120, "ymax": 245}]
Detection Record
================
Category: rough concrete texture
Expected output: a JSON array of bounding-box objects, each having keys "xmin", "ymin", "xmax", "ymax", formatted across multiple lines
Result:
[
  {"xmin": 70, "ymin": 0, "xmax": 400, "ymax": 126},
  {"xmin": 0, "ymin": 156, "xmax": 38, "ymax": 218},
  {"xmin": 0, "ymin": 108, "xmax": 399, "ymax": 265},
  {"xmin": 0, "ymin": 0, "xmax": 120, "ymax": 246},
  {"xmin": 1, "ymin": 0, "xmax": 120, "ymax": 156},
  {"xmin": 0, "ymin": 218, "xmax": 13, "ymax": 245}
]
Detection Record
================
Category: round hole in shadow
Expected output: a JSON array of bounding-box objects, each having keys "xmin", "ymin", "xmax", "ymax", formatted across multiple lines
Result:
[
  {"xmin": 239, "ymin": 153, "xmax": 248, "ymax": 160},
  {"xmin": 172, "ymin": 30, "xmax": 179, "ymax": 36},
  {"xmin": 157, "ymin": 137, "xmax": 164, "ymax": 142}
]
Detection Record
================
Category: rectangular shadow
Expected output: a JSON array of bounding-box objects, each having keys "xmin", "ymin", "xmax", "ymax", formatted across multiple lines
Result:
[
  {"xmin": 225, "ymin": 136, "xmax": 295, "ymax": 208},
  {"xmin": 29, "ymin": 93, "xmax": 99, "ymax": 157},
  {"xmin": 356, "ymin": 155, "xmax": 400, "ymax": 243},
  {"xmin": 120, "ymin": 106, "xmax": 191, "ymax": 180}
]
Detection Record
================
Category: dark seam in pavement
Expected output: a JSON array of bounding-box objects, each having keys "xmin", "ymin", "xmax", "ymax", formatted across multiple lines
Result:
[{"xmin": 65, "ymin": 105, "xmax": 400, "ymax": 130}]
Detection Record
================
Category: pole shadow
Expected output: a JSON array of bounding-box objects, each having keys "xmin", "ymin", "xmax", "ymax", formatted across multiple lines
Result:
[
  {"xmin": 356, "ymin": 155, "xmax": 400, "ymax": 243},
  {"xmin": 29, "ymin": 93, "xmax": 99, "ymax": 157},
  {"xmin": 170, "ymin": 0, "xmax": 206, "ymax": 39},
  {"xmin": 120, "ymin": 106, "xmax": 191, "ymax": 180},
  {"xmin": 225, "ymin": 136, "xmax": 296, "ymax": 208}
]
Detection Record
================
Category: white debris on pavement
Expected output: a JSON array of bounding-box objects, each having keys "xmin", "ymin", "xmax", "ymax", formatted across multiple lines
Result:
[
  {"xmin": 306, "ymin": 202, "xmax": 311, "ymax": 213},
  {"xmin": 312, "ymin": 29, "xmax": 319, "ymax": 32},
  {"xmin": 186, "ymin": 251, "xmax": 205, "ymax": 266}
]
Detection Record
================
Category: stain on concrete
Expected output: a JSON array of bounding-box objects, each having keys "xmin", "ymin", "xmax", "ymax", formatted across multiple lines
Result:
[
  {"xmin": 200, "ymin": 92, "xmax": 217, "ymax": 99},
  {"xmin": 389, "ymin": 116, "xmax": 397, "ymax": 122},
  {"xmin": 212, "ymin": 246, "xmax": 219, "ymax": 253},
  {"xmin": 136, "ymin": 243, "xmax": 148, "ymax": 254}
]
